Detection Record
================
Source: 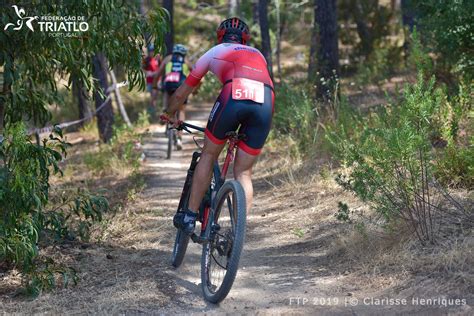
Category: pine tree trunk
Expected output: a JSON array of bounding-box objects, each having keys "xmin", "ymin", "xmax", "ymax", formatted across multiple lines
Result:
[
  {"xmin": 140, "ymin": 0, "xmax": 151, "ymax": 45},
  {"xmin": 275, "ymin": 0, "xmax": 283, "ymax": 80},
  {"xmin": 308, "ymin": 7, "xmax": 319, "ymax": 85},
  {"xmin": 401, "ymin": 0, "xmax": 418, "ymax": 61},
  {"xmin": 72, "ymin": 78, "xmax": 91, "ymax": 127},
  {"xmin": 401, "ymin": 0, "xmax": 417, "ymax": 32},
  {"xmin": 92, "ymin": 53, "xmax": 114, "ymax": 143},
  {"xmin": 228, "ymin": 0, "xmax": 240, "ymax": 16},
  {"xmin": 0, "ymin": 73, "xmax": 8, "ymax": 132},
  {"xmin": 163, "ymin": 0, "xmax": 174, "ymax": 55},
  {"xmin": 0, "ymin": 98, "xmax": 4, "ymax": 133},
  {"xmin": 258, "ymin": 0, "xmax": 273, "ymax": 79},
  {"xmin": 314, "ymin": 0, "xmax": 339, "ymax": 100},
  {"xmin": 352, "ymin": 0, "xmax": 373, "ymax": 57},
  {"xmin": 252, "ymin": 0, "xmax": 259, "ymax": 25}
]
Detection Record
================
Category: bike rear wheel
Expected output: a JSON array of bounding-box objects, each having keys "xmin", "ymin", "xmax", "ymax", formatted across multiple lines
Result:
[{"xmin": 201, "ymin": 180, "xmax": 246, "ymax": 304}]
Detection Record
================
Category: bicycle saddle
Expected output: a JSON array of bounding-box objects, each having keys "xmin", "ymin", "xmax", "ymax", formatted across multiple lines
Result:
[{"xmin": 225, "ymin": 131, "xmax": 247, "ymax": 141}]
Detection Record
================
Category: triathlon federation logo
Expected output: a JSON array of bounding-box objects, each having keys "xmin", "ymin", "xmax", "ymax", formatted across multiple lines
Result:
[
  {"xmin": 4, "ymin": 5, "xmax": 38, "ymax": 31},
  {"xmin": 3, "ymin": 5, "xmax": 89, "ymax": 37}
]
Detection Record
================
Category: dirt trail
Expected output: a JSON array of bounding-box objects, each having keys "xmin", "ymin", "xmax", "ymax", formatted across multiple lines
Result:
[
  {"xmin": 134, "ymin": 103, "xmax": 345, "ymax": 314},
  {"xmin": 123, "ymin": 103, "xmax": 472, "ymax": 315},
  {"xmin": 1, "ymin": 102, "xmax": 471, "ymax": 315}
]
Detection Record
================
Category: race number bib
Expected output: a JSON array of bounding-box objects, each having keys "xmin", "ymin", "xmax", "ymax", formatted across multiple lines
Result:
[
  {"xmin": 232, "ymin": 78, "xmax": 264, "ymax": 103},
  {"xmin": 165, "ymin": 72, "xmax": 180, "ymax": 83}
]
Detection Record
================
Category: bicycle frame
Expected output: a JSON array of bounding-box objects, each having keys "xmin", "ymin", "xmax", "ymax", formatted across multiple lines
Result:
[{"xmin": 163, "ymin": 117, "xmax": 243, "ymax": 244}]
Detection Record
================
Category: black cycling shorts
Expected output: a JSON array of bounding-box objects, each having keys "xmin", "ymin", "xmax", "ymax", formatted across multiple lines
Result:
[{"xmin": 205, "ymin": 81, "xmax": 274, "ymax": 156}]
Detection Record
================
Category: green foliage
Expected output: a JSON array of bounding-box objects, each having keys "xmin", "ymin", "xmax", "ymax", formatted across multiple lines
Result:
[
  {"xmin": 84, "ymin": 123, "xmax": 144, "ymax": 175},
  {"xmin": 338, "ymin": 0, "xmax": 396, "ymax": 60},
  {"xmin": 136, "ymin": 109, "xmax": 151, "ymax": 128},
  {"xmin": 292, "ymin": 228, "xmax": 305, "ymax": 238},
  {"xmin": 193, "ymin": 75, "xmax": 222, "ymax": 102},
  {"xmin": 431, "ymin": 81, "xmax": 473, "ymax": 188},
  {"xmin": 414, "ymin": 0, "xmax": 474, "ymax": 79},
  {"xmin": 0, "ymin": 1, "xmax": 161, "ymax": 295},
  {"xmin": 355, "ymin": 43, "xmax": 404, "ymax": 84},
  {"xmin": 25, "ymin": 262, "xmax": 77, "ymax": 297},
  {"xmin": 1, "ymin": 0, "xmax": 168, "ymax": 126},
  {"xmin": 272, "ymin": 82, "xmax": 319, "ymax": 155},
  {"xmin": 335, "ymin": 202, "xmax": 351, "ymax": 222},
  {"xmin": 434, "ymin": 145, "xmax": 474, "ymax": 188},
  {"xmin": 327, "ymin": 73, "xmax": 468, "ymax": 243},
  {"xmin": 0, "ymin": 123, "xmax": 109, "ymax": 295},
  {"xmin": 406, "ymin": 29, "xmax": 433, "ymax": 76}
]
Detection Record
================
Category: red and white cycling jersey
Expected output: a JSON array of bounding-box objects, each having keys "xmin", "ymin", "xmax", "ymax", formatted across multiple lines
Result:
[{"xmin": 184, "ymin": 43, "xmax": 273, "ymax": 89}]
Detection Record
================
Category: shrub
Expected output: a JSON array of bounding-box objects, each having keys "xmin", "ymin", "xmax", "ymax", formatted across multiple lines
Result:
[
  {"xmin": 193, "ymin": 75, "xmax": 222, "ymax": 102},
  {"xmin": 0, "ymin": 123, "xmax": 109, "ymax": 295},
  {"xmin": 415, "ymin": 0, "xmax": 474, "ymax": 79},
  {"xmin": 431, "ymin": 80, "xmax": 473, "ymax": 188},
  {"xmin": 84, "ymin": 123, "xmax": 144, "ymax": 175},
  {"xmin": 434, "ymin": 145, "xmax": 474, "ymax": 188},
  {"xmin": 327, "ymin": 73, "xmax": 469, "ymax": 244},
  {"xmin": 355, "ymin": 41, "xmax": 404, "ymax": 84},
  {"xmin": 271, "ymin": 82, "xmax": 320, "ymax": 156},
  {"xmin": 136, "ymin": 109, "xmax": 151, "ymax": 128}
]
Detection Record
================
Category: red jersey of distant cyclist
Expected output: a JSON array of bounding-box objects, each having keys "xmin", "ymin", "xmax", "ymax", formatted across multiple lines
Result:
[
  {"xmin": 144, "ymin": 56, "xmax": 159, "ymax": 84},
  {"xmin": 184, "ymin": 43, "xmax": 274, "ymax": 89}
]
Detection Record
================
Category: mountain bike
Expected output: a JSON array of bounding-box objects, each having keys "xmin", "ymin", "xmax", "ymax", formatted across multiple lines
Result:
[{"xmin": 161, "ymin": 116, "xmax": 247, "ymax": 304}]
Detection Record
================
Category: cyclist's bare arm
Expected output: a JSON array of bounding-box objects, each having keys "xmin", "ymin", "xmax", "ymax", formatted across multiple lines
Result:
[
  {"xmin": 166, "ymin": 82, "xmax": 194, "ymax": 115},
  {"xmin": 153, "ymin": 55, "xmax": 172, "ymax": 86},
  {"xmin": 165, "ymin": 46, "xmax": 215, "ymax": 115}
]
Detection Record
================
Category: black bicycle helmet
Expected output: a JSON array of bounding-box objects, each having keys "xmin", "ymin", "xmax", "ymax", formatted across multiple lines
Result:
[{"xmin": 216, "ymin": 17, "xmax": 250, "ymax": 45}]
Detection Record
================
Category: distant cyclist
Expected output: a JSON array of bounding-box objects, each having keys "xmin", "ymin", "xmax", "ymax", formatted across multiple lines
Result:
[
  {"xmin": 142, "ymin": 44, "xmax": 161, "ymax": 116},
  {"xmin": 162, "ymin": 18, "xmax": 274, "ymax": 234},
  {"xmin": 156, "ymin": 44, "xmax": 193, "ymax": 150}
]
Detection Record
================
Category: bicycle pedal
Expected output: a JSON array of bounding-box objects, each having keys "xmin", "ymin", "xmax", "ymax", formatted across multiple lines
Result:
[
  {"xmin": 212, "ymin": 223, "xmax": 221, "ymax": 232},
  {"xmin": 191, "ymin": 233, "xmax": 208, "ymax": 244}
]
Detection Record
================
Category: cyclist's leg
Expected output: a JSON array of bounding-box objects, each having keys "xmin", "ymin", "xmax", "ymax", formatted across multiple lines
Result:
[
  {"xmin": 188, "ymin": 138, "xmax": 225, "ymax": 212},
  {"xmin": 147, "ymin": 83, "xmax": 155, "ymax": 112},
  {"xmin": 151, "ymin": 87, "xmax": 158, "ymax": 105},
  {"xmin": 188, "ymin": 85, "xmax": 238, "ymax": 212},
  {"xmin": 162, "ymin": 90, "xmax": 169, "ymax": 112},
  {"xmin": 234, "ymin": 86, "xmax": 274, "ymax": 212},
  {"xmin": 233, "ymin": 149, "xmax": 258, "ymax": 212}
]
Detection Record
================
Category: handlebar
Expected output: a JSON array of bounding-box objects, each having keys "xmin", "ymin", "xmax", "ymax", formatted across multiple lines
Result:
[{"xmin": 160, "ymin": 114, "xmax": 205, "ymax": 133}]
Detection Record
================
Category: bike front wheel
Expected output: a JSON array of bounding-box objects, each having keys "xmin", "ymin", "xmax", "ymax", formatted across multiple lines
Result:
[
  {"xmin": 172, "ymin": 227, "xmax": 190, "ymax": 268},
  {"xmin": 201, "ymin": 180, "xmax": 246, "ymax": 304},
  {"xmin": 171, "ymin": 173, "xmax": 191, "ymax": 268}
]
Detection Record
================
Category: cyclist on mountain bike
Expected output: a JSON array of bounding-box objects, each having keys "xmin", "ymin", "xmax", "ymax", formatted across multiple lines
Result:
[
  {"xmin": 162, "ymin": 17, "xmax": 274, "ymax": 235},
  {"xmin": 156, "ymin": 44, "xmax": 193, "ymax": 150}
]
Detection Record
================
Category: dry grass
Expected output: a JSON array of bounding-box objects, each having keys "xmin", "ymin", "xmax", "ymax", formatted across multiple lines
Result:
[
  {"xmin": 329, "ymin": 203, "xmax": 474, "ymax": 298},
  {"xmin": 2, "ymin": 115, "xmax": 471, "ymax": 313},
  {"xmin": 0, "ymin": 126, "xmax": 149, "ymax": 298},
  {"xmin": 257, "ymin": 146, "xmax": 473, "ymax": 303}
]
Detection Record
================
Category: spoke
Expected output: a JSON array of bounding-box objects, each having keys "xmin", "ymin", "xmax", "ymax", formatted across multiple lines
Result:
[
  {"xmin": 206, "ymin": 188, "xmax": 238, "ymax": 294},
  {"xmin": 226, "ymin": 194, "xmax": 235, "ymax": 234}
]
